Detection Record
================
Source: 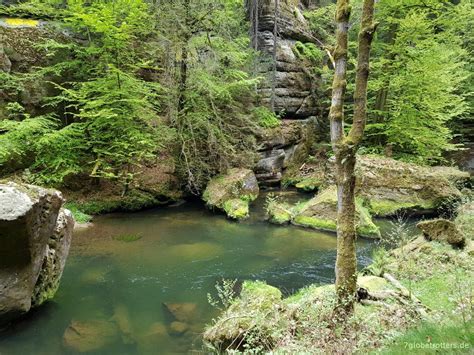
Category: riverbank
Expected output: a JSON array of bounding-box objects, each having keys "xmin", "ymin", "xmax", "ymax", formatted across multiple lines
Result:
[{"xmin": 203, "ymin": 200, "xmax": 474, "ymax": 353}]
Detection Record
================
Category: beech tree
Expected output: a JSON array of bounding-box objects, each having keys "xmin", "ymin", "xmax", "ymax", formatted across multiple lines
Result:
[{"xmin": 329, "ymin": 0, "xmax": 377, "ymax": 317}]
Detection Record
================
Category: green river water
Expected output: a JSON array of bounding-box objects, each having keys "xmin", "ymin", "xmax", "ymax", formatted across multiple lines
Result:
[{"xmin": 0, "ymin": 192, "xmax": 407, "ymax": 354}]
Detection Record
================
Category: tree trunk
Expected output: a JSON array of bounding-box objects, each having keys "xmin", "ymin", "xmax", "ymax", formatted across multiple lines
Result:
[
  {"xmin": 177, "ymin": 0, "xmax": 191, "ymax": 113},
  {"xmin": 329, "ymin": 0, "xmax": 377, "ymax": 319}
]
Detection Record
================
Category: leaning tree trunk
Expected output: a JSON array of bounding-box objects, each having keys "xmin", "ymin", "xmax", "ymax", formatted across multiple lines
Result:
[{"xmin": 329, "ymin": 0, "xmax": 377, "ymax": 319}]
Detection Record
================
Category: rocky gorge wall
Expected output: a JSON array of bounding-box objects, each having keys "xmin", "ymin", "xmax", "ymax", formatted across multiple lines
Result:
[{"xmin": 247, "ymin": 0, "xmax": 327, "ymax": 185}]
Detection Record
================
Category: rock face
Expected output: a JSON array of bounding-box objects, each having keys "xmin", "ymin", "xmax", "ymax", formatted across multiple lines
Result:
[
  {"xmin": 0, "ymin": 182, "xmax": 74, "ymax": 326},
  {"xmin": 203, "ymin": 168, "xmax": 259, "ymax": 220},
  {"xmin": 255, "ymin": 119, "xmax": 317, "ymax": 184},
  {"xmin": 292, "ymin": 186, "xmax": 381, "ymax": 238},
  {"xmin": 249, "ymin": 0, "xmax": 316, "ymax": 118},
  {"xmin": 417, "ymin": 219, "xmax": 466, "ymax": 248}
]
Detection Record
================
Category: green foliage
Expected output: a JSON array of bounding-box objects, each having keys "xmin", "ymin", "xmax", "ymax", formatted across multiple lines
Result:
[
  {"xmin": 36, "ymin": 69, "xmax": 171, "ymax": 184},
  {"xmin": 293, "ymin": 41, "xmax": 324, "ymax": 65},
  {"xmin": 155, "ymin": 0, "xmax": 262, "ymax": 192},
  {"xmin": 253, "ymin": 106, "xmax": 280, "ymax": 128},
  {"xmin": 352, "ymin": 0, "xmax": 471, "ymax": 163},
  {"xmin": 0, "ymin": 113, "xmax": 59, "ymax": 170},
  {"xmin": 64, "ymin": 202, "xmax": 92, "ymax": 224}
]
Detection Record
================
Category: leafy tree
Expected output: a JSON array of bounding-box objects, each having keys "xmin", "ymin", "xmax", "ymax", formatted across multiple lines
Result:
[
  {"xmin": 358, "ymin": 0, "xmax": 471, "ymax": 163},
  {"xmin": 328, "ymin": 0, "xmax": 377, "ymax": 318}
]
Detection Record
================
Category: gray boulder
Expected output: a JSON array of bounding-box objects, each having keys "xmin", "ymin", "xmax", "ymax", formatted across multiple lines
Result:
[{"xmin": 0, "ymin": 182, "xmax": 74, "ymax": 326}]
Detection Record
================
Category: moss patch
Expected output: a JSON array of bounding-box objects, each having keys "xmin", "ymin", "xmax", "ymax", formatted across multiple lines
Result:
[
  {"xmin": 223, "ymin": 198, "xmax": 250, "ymax": 220},
  {"xmin": 295, "ymin": 177, "xmax": 323, "ymax": 192},
  {"xmin": 64, "ymin": 202, "xmax": 92, "ymax": 224}
]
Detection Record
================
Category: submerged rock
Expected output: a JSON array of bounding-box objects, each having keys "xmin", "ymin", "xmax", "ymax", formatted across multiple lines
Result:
[
  {"xmin": 162, "ymin": 302, "xmax": 198, "ymax": 324},
  {"xmin": 417, "ymin": 219, "xmax": 466, "ymax": 248},
  {"xmin": 203, "ymin": 168, "xmax": 259, "ymax": 220},
  {"xmin": 168, "ymin": 321, "xmax": 189, "ymax": 336},
  {"xmin": 63, "ymin": 319, "xmax": 120, "ymax": 353},
  {"xmin": 292, "ymin": 186, "xmax": 381, "ymax": 238},
  {"xmin": 0, "ymin": 182, "xmax": 74, "ymax": 326}
]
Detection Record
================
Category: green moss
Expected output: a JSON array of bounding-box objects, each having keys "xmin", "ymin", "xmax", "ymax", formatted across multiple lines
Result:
[
  {"xmin": 241, "ymin": 281, "xmax": 282, "ymax": 301},
  {"xmin": 68, "ymin": 190, "xmax": 163, "ymax": 216},
  {"xmin": 293, "ymin": 215, "xmax": 337, "ymax": 231},
  {"xmin": 369, "ymin": 199, "xmax": 432, "ymax": 217},
  {"xmin": 223, "ymin": 198, "xmax": 249, "ymax": 220},
  {"xmin": 356, "ymin": 201, "xmax": 381, "ymax": 238},
  {"xmin": 295, "ymin": 177, "xmax": 322, "ymax": 192},
  {"xmin": 64, "ymin": 202, "xmax": 92, "ymax": 224}
]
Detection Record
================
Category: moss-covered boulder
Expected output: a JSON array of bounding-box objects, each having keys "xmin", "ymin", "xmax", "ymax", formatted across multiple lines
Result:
[
  {"xmin": 203, "ymin": 168, "xmax": 259, "ymax": 220},
  {"xmin": 354, "ymin": 156, "xmax": 469, "ymax": 216},
  {"xmin": 266, "ymin": 200, "xmax": 293, "ymax": 225},
  {"xmin": 417, "ymin": 219, "xmax": 466, "ymax": 248},
  {"xmin": 203, "ymin": 281, "xmax": 286, "ymax": 351},
  {"xmin": 292, "ymin": 186, "xmax": 381, "ymax": 238}
]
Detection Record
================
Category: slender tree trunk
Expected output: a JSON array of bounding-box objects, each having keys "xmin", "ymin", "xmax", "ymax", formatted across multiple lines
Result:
[
  {"xmin": 271, "ymin": 0, "xmax": 279, "ymax": 112},
  {"xmin": 177, "ymin": 0, "xmax": 191, "ymax": 113},
  {"xmin": 329, "ymin": 0, "xmax": 377, "ymax": 319}
]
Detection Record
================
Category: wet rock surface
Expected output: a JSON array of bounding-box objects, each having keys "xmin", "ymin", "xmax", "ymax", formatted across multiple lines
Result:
[{"xmin": 0, "ymin": 182, "xmax": 74, "ymax": 326}]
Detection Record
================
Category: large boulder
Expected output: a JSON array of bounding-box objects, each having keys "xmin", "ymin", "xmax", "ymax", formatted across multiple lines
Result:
[
  {"xmin": 203, "ymin": 168, "xmax": 259, "ymax": 220},
  {"xmin": 354, "ymin": 156, "xmax": 469, "ymax": 216},
  {"xmin": 203, "ymin": 281, "xmax": 284, "ymax": 351},
  {"xmin": 292, "ymin": 186, "xmax": 381, "ymax": 238},
  {"xmin": 417, "ymin": 219, "xmax": 466, "ymax": 248},
  {"xmin": 0, "ymin": 182, "xmax": 74, "ymax": 326}
]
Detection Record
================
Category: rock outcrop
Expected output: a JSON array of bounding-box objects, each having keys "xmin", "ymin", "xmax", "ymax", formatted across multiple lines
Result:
[
  {"xmin": 0, "ymin": 182, "xmax": 74, "ymax": 326},
  {"xmin": 203, "ymin": 168, "xmax": 259, "ymax": 220},
  {"xmin": 249, "ymin": 0, "xmax": 316, "ymax": 118},
  {"xmin": 354, "ymin": 156, "xmax": 469, "ymax": 216},
  {"xmin": 286, "ymin": 155, "xmax": 470, "ymax": 216},
  {"xmin": 255, "ymin": 119, "xmax": 315, "ymax": 184}
]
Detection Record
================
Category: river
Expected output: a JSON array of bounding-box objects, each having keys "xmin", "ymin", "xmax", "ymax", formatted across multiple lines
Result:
[{"xmin": 0, "ymin": 192, "xmax": 406, "ymax": 354}]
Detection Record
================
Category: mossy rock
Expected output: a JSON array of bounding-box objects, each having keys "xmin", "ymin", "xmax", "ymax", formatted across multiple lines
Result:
[
  {"xmin": 203, "ymin": 168, "xmax": 259, "ymax": 220},
  {"xmin": 223, "ymin": 198, "xmax": 250, "ymax": 220},
  {"xmin": 291, "ymin": 186, "xmax": 381, "ymax": 238},
  {"xmin": 203, "ymin": 281, "xmax": 285, "ymax": 351},
  {"xmin": 266, "ymin": 201, "xmax": 293, "ymax": 225},
  {"xmin": 417, "ymin": 219, "xmax": 466, "ymax": 248},
  {"xmin": 354, "ymin": 156, "xmax": 469, "ymax": 217}
]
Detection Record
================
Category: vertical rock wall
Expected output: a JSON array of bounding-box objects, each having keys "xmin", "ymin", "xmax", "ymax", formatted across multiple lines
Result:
[{"xmin": 249, "ymin": 0, "xmax": 317, "ymax": 119}]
